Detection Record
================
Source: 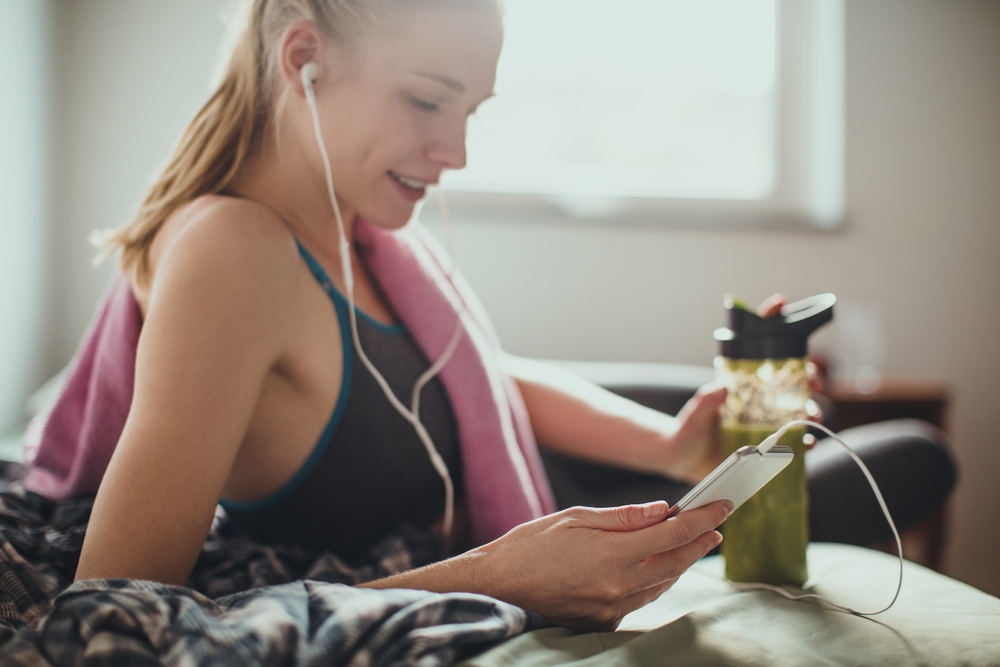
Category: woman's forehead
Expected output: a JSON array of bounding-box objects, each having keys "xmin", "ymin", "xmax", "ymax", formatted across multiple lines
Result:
[{"xmin": 359, "ymin": 3, "xmax": 503, "ymax": 93}]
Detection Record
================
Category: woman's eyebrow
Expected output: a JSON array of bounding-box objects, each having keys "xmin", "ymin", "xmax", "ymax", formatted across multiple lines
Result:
[{"xmin": 410, "ymin": 71, "xmax": 465, "ymax": 93}]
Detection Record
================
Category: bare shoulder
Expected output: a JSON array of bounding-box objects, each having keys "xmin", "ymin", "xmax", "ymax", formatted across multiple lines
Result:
[
  {"xmin": 151, "ymin": 195, "xmax": 298, "ymax": 283},
  {"xmin": 142, "ymin": 195, "xmax": 303, "ymax": 317}
]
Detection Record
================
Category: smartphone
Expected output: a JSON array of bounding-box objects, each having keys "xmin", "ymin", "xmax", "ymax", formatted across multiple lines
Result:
[{"xmin": 664, "ymin": 445, "xmax": 795, "ymax": 518}]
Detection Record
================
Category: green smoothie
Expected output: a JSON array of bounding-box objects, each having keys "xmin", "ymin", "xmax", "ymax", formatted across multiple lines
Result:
[{"xmin": 720, "ymin": 424, "xmax": 809, "ymax": 586}]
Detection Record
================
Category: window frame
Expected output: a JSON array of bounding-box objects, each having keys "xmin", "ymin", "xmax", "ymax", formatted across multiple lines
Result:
[{"xmin": 424, "ymin": 0, "xmax": 845, "ymax": 232}]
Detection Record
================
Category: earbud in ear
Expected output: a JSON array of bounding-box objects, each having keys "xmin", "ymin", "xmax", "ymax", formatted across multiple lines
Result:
[
  {"xmin": 300, "ymin": 63, "xmax": 318, "ymax": 104},
  {"xmin": 300, "ymin": 62, "xmax": 318, "ymax": 88}
]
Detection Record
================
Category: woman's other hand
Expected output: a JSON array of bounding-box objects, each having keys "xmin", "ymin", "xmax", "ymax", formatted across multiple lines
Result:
[
  {"xmin": 658, "ymin": 293, "xmax": 790, "ymax": 483},
  {"xmin": 666, "ymin": 293, "xmax": 826, "ymax": 481},
  {"xmin": 665, "ymin": 384, "xmax": 727, "ymax": 484}
]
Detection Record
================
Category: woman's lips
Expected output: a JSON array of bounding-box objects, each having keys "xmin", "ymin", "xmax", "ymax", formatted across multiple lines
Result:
[{"xmin": 388, "ymin": 171, "xmax": 430, "ymax": 202}]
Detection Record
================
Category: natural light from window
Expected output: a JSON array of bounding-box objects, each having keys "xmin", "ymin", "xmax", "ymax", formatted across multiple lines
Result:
[{"xmin": 441, "ymin": 0, "xmax": 778, "ymax": 202}]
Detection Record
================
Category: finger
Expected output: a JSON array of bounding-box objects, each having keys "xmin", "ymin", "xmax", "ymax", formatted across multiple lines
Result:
[
  {"xmin": 676, "ymin": 383, "xmax": 727, "ymax": 420},
  {"xmin": 622, "ymin": 500, "xmax": 731, "ymax": 561},
  {"xmin": 803, "ymin": 433, "xmax": 817, "ymax": 450},
  {"xmin": 805, "ymin": 407, "xmax": 824, "ymax": 427},
  {"xmin": 698, "ymin": 384, "xmax": 728, "ymax": 405},
  {"xmin": 807, "ymin": 361, "xmax": 825, "ymax": 394},
  {"xmin": 568, "ymin": 501, "xmax": 670, "ymax": 533},
  {"xmin": 757, "ymin": 293, "xmax": 787, "ymax": 318},
  {"xmin": 635, "ymin": 529, "xmax": 723, "ymax": 588},
  {"xmin": 695, "ymin": 381, "xmax": 727, "ymax": 397}
]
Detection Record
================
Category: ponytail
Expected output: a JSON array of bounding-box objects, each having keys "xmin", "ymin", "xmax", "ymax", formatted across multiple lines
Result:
[{"xmin": 97, "ymin": 0, "xmax": 269, "ymax": 284}]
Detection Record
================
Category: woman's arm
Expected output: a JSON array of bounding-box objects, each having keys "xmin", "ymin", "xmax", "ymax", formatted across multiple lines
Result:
[
  {"xmin": 504, "ymin": 296, "xmax": 813, "ymax": 484},
  {"xmin": 362, "ymin": 499, "xmax": 732, "ymax": 632},
  {"xmin": 76, "ymin": 208, "xmax": 297, "ymax": 584},
  {"xmin": 504, "ymin": 355, "xmax": 726, "ymax": 484}
]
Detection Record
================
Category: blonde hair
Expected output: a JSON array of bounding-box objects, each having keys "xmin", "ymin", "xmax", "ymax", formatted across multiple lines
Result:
[{"xmin": 98, "ymin": 0, "xmax": 494, "ymax": 284}]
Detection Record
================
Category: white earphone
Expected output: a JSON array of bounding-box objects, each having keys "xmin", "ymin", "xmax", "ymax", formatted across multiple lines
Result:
[
  {"xmin": 299, "ymin": 62, "xmax": 462, "ymax": 543},
  {"xmin": 300, "ymin": 62, "xmax": 318, "ymax": 102}
]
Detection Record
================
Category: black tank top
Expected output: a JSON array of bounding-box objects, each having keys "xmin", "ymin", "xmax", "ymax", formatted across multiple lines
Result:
[{"xmin": 220, "ymin": 241, "xmax": 463, "ymax": 562}]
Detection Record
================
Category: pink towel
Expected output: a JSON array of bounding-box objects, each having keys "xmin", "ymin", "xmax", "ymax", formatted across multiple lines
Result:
[
  {"xmin": 24, "ymin": 219, "xmax": 555, "ymax": 545},
  {"xmin": 355, "ymin": 219, "xmax": 555, "ymax": 543},
  {"xmin": 23, "ymin": 277, "xmax": 141, "ymax": 500}
]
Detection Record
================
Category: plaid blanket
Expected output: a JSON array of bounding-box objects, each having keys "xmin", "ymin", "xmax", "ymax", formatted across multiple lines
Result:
[{"xmin": 0, "ymin": 462, "xmax": 542, "ymax": 665}]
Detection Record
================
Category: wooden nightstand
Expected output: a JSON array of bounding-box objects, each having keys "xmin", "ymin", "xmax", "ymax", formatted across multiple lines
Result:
[{"xmin": 826, "ymin": 376, "xmax": 951, "ymax": 433}]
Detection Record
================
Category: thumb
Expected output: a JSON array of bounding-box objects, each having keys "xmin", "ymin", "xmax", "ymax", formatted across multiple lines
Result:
[
  {"xmin": 679, "ymin": 383, "xmax": 726, "ymax": 420},
  {"xmin": 573, "ymin": 502, "xmax": 669, "ymax": 533},
  {"xmin": 698, "ymin": 384, "xmax": 728, "ymax": 407},
  {"xmin": 757, "ymin": 293, "xmax": 787, "ymax": 317}
]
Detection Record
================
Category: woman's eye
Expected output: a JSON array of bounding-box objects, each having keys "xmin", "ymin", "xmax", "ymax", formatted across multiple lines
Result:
[{"xmin": 410, "ymin": 96, "xmax": 440, "ymax": 113}]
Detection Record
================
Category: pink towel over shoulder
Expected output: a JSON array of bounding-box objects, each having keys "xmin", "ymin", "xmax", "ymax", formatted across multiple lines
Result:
[
  {"xmin": 23, "ymin": 277, "xmax": 140, "ymax": 500},
  {"xmin": 24, "ymin": 219, "xmax": 555, "ymax": 546}
]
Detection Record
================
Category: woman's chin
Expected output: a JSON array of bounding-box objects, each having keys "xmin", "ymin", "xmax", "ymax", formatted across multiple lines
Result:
[{"xmin": 362, "ymin": 205, "xmax": 419, "ymax": 231}]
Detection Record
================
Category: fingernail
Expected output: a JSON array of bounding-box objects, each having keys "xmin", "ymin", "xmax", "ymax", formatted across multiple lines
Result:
[
  {"xmin": 712, "ymin": 531, "xmax": 724, "ymax": 547},
  {"xmin": 642, "ymin": 501, "xmax": 667, "ymax": 518},
  {"xmin": 723, "ymin": 501, "xmax": 735, "ymax": 516}
]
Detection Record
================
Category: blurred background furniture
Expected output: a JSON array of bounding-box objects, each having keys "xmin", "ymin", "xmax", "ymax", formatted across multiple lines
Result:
[
  {"xmin": 826, "ymin": 375, "xmax": 951, "ymax": 432},
  {"xmin": 539, "ymin": 360, "xmax": 957, "ymax": 572},
  {"xmin": 824, "ymin": 375, "xmax": 952, "ymax": 569}
]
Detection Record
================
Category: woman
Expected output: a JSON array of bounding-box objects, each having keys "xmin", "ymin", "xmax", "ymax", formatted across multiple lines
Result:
[{"xmin": 72, "ymin": 0, "xmax": 736, "ymax": 632}]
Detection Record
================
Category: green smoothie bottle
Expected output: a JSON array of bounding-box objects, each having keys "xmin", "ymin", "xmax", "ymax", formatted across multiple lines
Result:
[{"xmin": 713, "ymin": 293, "xmax": 835, "ymax": 586}]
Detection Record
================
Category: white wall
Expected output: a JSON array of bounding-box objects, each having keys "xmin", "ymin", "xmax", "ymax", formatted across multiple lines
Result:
[
  {"xmin": 48, "ymin": 0, "xmax": 232, "ymax": 374},
  {"xmin": 0, "ymin": 0, "xmax": 52, "ymax": 433},
  {"xmin": 47, "ymin": 1, "xmax": 1000, "ymax": 595}
]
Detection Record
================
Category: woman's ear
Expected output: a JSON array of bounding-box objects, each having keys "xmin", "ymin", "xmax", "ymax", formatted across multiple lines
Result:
[{"xmin": 278, "ymin": 20, "xmax": 325, "ymax": 98}]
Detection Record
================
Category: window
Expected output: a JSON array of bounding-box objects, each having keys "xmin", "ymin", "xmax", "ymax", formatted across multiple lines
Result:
[{"xmin": 431, "ymin": 0, "xmax": 844, "ymax": 229}]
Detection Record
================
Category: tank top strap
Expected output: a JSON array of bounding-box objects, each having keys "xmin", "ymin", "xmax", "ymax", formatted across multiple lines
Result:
[
  {"xmin": 295, "ymin": 239, "xmax": 349, "ymax": 310},
  {"xmin": 294, "ymin": 239, "xmax": 406, "ymax": 335}
]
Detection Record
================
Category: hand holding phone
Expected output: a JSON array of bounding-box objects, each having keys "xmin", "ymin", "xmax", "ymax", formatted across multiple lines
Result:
[{"xmin": 665, "ymin": 445, "xmax": 794, "ymax": 518}]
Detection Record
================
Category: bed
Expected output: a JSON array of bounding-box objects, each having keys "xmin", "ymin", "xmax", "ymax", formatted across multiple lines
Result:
[
  {"xmin": 1, "ymin": 359, "xmax": 992, "ymax": 665},
  {"xmin": 461, "ymin": 543, "xmax": 1000, "ymax": 666},
  {"xmin": 1, "ymin": 455, "xmax": 997, "ymax": 667}
]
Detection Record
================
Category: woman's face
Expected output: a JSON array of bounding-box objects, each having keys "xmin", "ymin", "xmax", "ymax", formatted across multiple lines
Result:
[{"xmin": 311, "ymin": 3, "xmax": 503, "ymax": 229}]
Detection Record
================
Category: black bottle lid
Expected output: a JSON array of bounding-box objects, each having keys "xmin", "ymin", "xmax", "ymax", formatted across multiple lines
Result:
[{"xmin": 714, "ymin": 293, "xmax": 836, "ymax": 360}]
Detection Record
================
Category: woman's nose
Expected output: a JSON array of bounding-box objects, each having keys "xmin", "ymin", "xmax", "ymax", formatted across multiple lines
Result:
[{"xmin": 426, "ymin": 120, "xmax": 467, "ymax": 170}]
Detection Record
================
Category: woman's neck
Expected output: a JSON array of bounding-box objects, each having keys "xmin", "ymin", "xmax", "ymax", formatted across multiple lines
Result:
[
  {"xmin": 226, "ymin": 134, "xmax": 399, "ymax": 325},
  {"xmin": 226, "ymin": 132, "xmax": 358, "ymax": 270}
]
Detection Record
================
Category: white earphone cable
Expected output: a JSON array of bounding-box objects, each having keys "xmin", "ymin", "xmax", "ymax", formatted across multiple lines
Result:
[
  {"xmin": 412, "ymin": 189, "xmax": 467, "ymax": 419},
  {"xmin": 726, "ymin": 420, "xmax": 904, "ymax": 616},
  {"xmin": 301, "ymin": 65, "xmax": 460, "ymax": 542}
]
